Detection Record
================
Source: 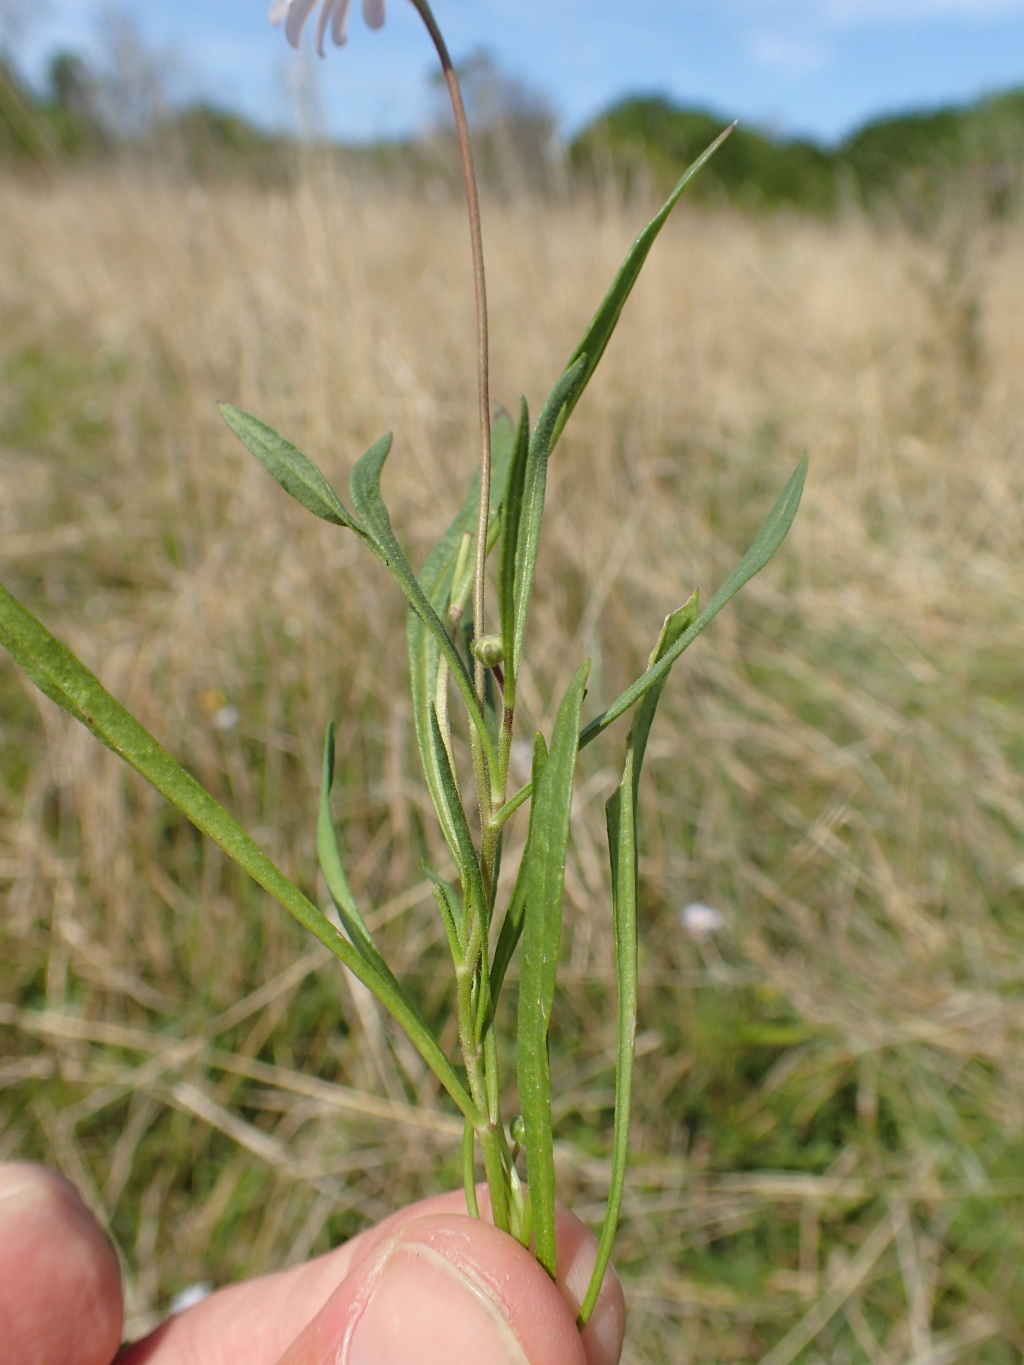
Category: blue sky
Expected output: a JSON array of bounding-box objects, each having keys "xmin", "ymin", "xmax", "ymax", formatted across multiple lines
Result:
[{"xmin": 10, "ymin": 0, "xmax": 1024, "ymax": 147}]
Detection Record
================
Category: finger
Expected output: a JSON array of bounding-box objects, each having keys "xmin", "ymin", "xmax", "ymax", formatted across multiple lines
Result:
[
  {"xmin": 547, "ymin": 1205, "xmax": 626, "ymax": 1365},
  {"xmin": 116, "ymin": 1191, "xmax": 470, "ymax": 1365},
  {"xmin": 119, "ymin": 1190, "xmax": 624, "ymax": 1365},
  {"xmin": 274, "ymin": 1212, "xmax": 593, "ymax": 1365},
  {"xmin": 0, "ymin": 1163, "xmax": 123, "ymax": 1365}
]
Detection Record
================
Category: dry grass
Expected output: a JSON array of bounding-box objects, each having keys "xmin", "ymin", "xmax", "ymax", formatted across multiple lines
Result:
[{"xmin": 2, "ymin": 161, "xmax": 1024, "ymax": 1362}]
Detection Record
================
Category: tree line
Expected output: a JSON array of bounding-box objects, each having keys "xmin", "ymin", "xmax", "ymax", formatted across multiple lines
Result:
[
  {"xmin": 570, "ymin": 91, "xmax": 1024, "ymax": 220},
  {"xmin": 2, "ymin": 47, "xmax": 1022, "ymax": 219}
]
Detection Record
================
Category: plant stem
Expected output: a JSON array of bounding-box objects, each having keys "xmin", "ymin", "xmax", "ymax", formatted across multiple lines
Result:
[
  {"xmin": 456, "ymin": 942, "xmax": 510, "ymax": 1232},
  {"xmin": 409, "ymin": 0, "xmax": 492, "ymax": 715},
  {"xmin": 410, "ymin": 0, "xmax": 511, "ymax": 1236}
]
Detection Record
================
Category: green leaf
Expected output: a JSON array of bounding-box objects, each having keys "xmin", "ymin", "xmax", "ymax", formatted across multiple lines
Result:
[
  {"xmin": 548, "ymin": 124, "xmax": 735, "ymax": 451},
  {"xmin": 0, "ymin": 582, "xmax": 481, "ymax": 1125},
  {"xmin": 497, "ymin": 397, "xmax": 530, "ymax": 691},
  {"xmin": 579, "ymin": 752, "xmax": 638, "ymax": 1326},
  {"xmin": 428, "ymin": 704, "xmax": 485, "ymax": 946},
  {"xmin": 489, "ymin": 734, "xmax": 548, "ymax": 1008},
  {"xmin": 407, "ymin": 412, "xmax": 517, "ymax": 859},
  {"xmin": 318, "ymin": 721, "xmax": 399, "ymax": 987},
  {"xmin": 516, "ymin": 660, "xmax": 590, "ymax": 1278},
  {"xmin": 580, "ymin": 455, "xmax": 806, "ymax": 750},
  {"xmin": 349, "ymin": 434, "xmax": 497, "ymax": 775},
  {"xmin": 219, "ymin": 404, "xmax": 361, "ymax": 531},
  {"xmin": 509, "ymin": 357, "xmax": 588, "ymax": 680},
  {"xmin": 488, "ymin": 405, "xmax": 520, "ymax": 527},
  {"xmin": 627, "ymin": 593, "xmax": 700, "ymax": 775},
  {"xmin": 577, "ymin": 600, "xmax": 694, "ymax": 1328},
  {"xmin": 494, "ymin": 460, "xmax": 805, "ymax": 829},
  {"xmin": 492, "ymin": 779, "xmax": 533, "ymax": 831},
  {"xmin": 409, "ymin": 531, "xmax": 476, "ymax": 858},
  {"xmin": 416, "ymin": 408, "xmax": 519, "ymax": 615},
  {"xmin": 462, "ymin": 1118, "xmax": 480, "ymax": 1220},
  {"xmin": 425, "ymin": 868, "xmax": 464, "ymax": 964}
]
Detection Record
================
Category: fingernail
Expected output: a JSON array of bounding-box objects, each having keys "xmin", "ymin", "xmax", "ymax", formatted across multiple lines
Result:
[{"xmin": 346, "ymin": 1241, "xmax": 529, "ymax": 1365}]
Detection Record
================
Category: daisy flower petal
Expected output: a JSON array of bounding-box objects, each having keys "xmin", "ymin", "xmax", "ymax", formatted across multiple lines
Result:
[
  {"xmin": 331, "ymin": 0, "xmax": 354, "ymax": 47},
  {"xmin": 269, "ymin": 0, "xmax": 382, "ymax": 53},
  {"xmin": 272, "ymin": 0, "xmax": 317, "ymax": 48},
  {"xmin": 317, "ymin": 0, "xmax": 352, "ymax": 54}
]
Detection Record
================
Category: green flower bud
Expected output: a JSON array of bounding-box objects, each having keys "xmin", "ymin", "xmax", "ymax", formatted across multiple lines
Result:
[{"xmin": 471, "ymin": 634, "xmax": 504, "ymax": 668}]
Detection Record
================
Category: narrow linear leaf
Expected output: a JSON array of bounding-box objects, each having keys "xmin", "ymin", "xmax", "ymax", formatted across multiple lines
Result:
[
  {"xmin": 219, "ymin": 404, "xmax": 361, "ymax": 530},
  {"xmin": 416, "ymin": 649, "xmax": 461, "ymax": 861},
  {"xmin": 489, "ymin": 735, "xmax": 548, "ymax": 1007},
  {"xmin": 493, "ymin": 779, "xmax": 533, "ymax": 831},
  {"xmin": 0, "ymin": 583, "xmax": 480, "ymax": 1123},
  {"xmin": 426, "ymin": 870, "xmax": 464, "ymax": 963},
  {"xmin": 510, "ymin": 357, "xmax": 589, "ymax": 678},
  {"xmin": 417, "ymin": 407, "xmax": 519, "ymax": 612},
  {"xmin": 578, "ymin": 752, "xmax": 638, "ymax": 1327},
  {"xmin": 428, "ymin": 704, "xmax": 485, "ymax": 944},
  {"xmin": 577, "ymin": 599, "xmax": 694, "ymax": 1328},
  {"xmin": 580, "ymin": 455, "xmax": 806, "ymax": 750},
  {"xmin": 487, "ymin": 405, "xmax": 519, "ymax": 532},
  {"xmin": 495, "ymin": 462, "xmax": 804, "ymax": 821},
  {"xmin": 517, "ymin": 660, "xmax": 590, "ymax": 1278},
  {"xmin": 350, "ymin": 434, "xmax": 497, "ymax": 774},
  {"xmin": 627, "ymin": 592, "xmax": 700, "ymax": 778},
  {"xmin": 548, "ymin": 124, "xmax": 735, "ymax": 451},
  {"xmin": 318, "ymin": 722, "xmax": 400, "ymax": 987},
  {"xmin": 462, "ymin": 1119, "xmax": 480, "ymax": 1220},
  {"xmin": 497, "ymin": 397, "xmax": 530, "ymax": 686},
  {"xmin": 408, "ymin": 411, "xmax": 516, "ymax": 859}
]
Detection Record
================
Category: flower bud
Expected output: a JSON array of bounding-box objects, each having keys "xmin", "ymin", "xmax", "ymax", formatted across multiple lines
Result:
[{"xmin": 471, "ymin": 634, "xmax": 504, "ymax": 668}]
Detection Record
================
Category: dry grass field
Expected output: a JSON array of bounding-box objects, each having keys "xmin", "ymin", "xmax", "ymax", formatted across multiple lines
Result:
[{"xmin": 2, "ymin": 161, "xmax": 1024, "ymax": 1363}]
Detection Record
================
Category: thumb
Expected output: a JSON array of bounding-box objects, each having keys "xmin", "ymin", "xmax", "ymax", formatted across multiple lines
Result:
[
  {"xmin": 276, "ymin": 1211, "xmax": 613, "ymax": 1365},
  {"xmin": 0, "ymin": 1163, "xmax": 123, "ymax": 1365}
]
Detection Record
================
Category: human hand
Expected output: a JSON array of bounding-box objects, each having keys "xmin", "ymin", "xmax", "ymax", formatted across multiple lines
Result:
[{"xmin": 1, "ymin": 1162, "xmax": 625, "ymax": 1365}]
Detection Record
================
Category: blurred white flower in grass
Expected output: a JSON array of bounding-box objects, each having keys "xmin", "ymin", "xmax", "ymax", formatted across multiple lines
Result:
[
  {"xmin": 170, "ymin": 1283, "xmax": 211, "ymax": 1314},
  {"xmin": 679, "ymin": 902, "xmax": 725, "ymax": 943},
  {"xmin": 211, "ymin": 704, "xmax": 240, "ymax": 732},
  {"xmin": 269, "ymin": 0, "xmax": 385, "ymax": 56}
]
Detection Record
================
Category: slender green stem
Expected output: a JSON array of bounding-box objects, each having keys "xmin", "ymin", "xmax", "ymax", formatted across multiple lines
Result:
[
  {"xmin": 455, "ymin": 938, "xmax": 511, "ymax": 1232},
  {"xmin": 462, "ymin": 1120, "xmax": 480, "ymax": 1218},
  {"xmin": 409, "ymin": 0, "xmax": 491, "ymax": 712},
  {"xmin": 409, "ymin": 3, "xmax": 510, "ymax": 1234},
  {"xmin": 496, "ymin": 1117, "xmax": 527, "ymax": 1244}
]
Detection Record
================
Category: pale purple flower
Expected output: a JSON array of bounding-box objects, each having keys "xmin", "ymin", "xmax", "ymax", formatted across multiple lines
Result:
[{"xmin": 269, "ymin": 0, "xmax": 385, "ymax": 57}]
